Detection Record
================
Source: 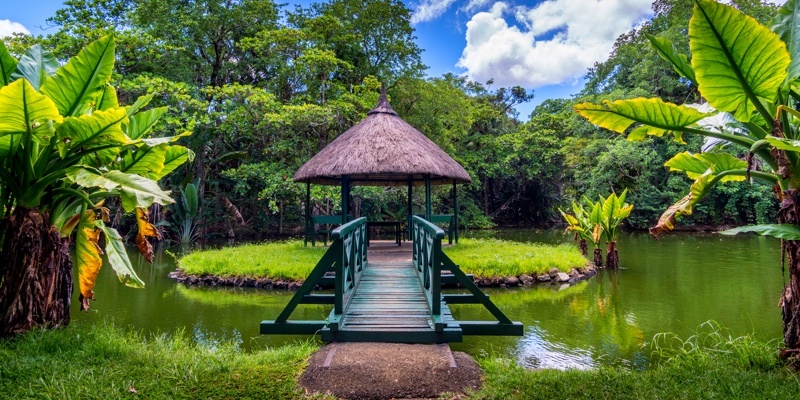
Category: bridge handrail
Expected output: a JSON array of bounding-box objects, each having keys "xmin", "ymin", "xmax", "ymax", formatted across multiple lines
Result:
[
  {"xmin": 411, "ymin": 216, "xmax": 443, "ymax": 318},
  {"xmin": 333, "ymin": 217, "xmax": 367, "ymax": 315},
  {"xmin": 331, "ymin": 217, "xmax": 367, "ymax": 239}
]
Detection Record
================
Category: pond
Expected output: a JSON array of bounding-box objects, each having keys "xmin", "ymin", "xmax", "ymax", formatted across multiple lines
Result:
[{"xmin": 72, "ymin": 230, "xmax": 785, "ymax": 370}]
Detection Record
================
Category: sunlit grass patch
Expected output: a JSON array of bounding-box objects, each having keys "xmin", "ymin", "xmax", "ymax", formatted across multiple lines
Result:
[
  {"xmin": 178, "ymin": 241, "xmax": 326, "ymax": 280},
  {"xmin": 0, "ymin": 322, "xmax": 319, "ymax": 399},
  {"xmin": 445, "ymin": 238, "xmax": 588, "ymax": 278},
  {"xmin": 475, "ymin": 322, "xmax": 798, "ymax": 399}
]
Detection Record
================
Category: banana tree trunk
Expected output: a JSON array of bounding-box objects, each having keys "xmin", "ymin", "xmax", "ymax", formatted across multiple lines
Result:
[
  {"xmin": 593, "ymin": 247, "xmax": 603, "ymax": 268},
  {"xmin": 0, "ymin": 208, "xmax": 72, "ymax": 337},
  {"xmin": 778, "ymin": 190, "xmax": 800, "ymax": 360},
  {"xmin": 606, "ymin": 241, "xmax": 619, "ymax": 269},
  {"xmin": 579, "ymin": 239, "xmax": 588, "ymax": 257}
]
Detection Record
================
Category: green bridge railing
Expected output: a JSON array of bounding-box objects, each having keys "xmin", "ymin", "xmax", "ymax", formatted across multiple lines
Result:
[
  {"xmin": 262, "ymin": 217, "xmax": 367, "ymax": 334},
  {"xmin": 411, "ymin": 216, "xmax": 519, "ymax": 335},
  {"xmin": 262, "ymin": 215, "xmax": 521, "ymax": 339}
]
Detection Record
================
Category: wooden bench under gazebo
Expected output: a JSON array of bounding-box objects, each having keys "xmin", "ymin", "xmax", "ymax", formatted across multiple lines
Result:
[{"xmin": 260, "ymin": 85, "xmax": 522, "ymax": 343}]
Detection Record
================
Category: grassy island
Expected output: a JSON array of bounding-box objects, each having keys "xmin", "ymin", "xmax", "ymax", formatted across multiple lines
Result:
[{"xmin": 177, "ymin": 239, "xmax": 587, "ymax": 281}]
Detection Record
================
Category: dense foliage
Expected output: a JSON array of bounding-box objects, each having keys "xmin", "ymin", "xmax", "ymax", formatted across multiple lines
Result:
[{"xmin": 1, "ymin": 0, "xmax": 782, "ymax": 243}]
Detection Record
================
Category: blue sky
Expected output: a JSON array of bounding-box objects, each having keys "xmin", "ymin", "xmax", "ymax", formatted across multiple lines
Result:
[{"xmin": 1, "ymin": 0, "xmax": 665, "ymax": 118}]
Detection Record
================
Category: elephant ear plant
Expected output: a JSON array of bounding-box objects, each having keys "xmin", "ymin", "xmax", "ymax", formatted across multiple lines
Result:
[
  {"xmin": 575, "ymin": 0, "xmax": 800, "ymax": 360},
  {"xmin": 0, "ymin": 36, "xmax": 191, "ymax": 336}
]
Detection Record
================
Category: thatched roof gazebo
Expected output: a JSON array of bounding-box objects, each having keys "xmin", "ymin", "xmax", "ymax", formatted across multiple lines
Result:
[{"xmin": 295, "ymin": 84, "xmax": 471, "ymax": 241}]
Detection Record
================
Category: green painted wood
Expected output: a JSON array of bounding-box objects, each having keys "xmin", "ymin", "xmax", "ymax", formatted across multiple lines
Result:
[
  {"xmin": 260, "ymin": 320, "xmax": 326, "ymax": 334},
  {"xmin": 263, "ymin": 214, "xmax": 521, "ymax": 343},
  {"xmin": 304, "ymin": 181, "xmax": 310, "ymax": 247},
  {"xmin": 453, "ymin": 180, "xmax": 459, "ymax": 244},
  {"xmin": 458, "ymin": 321, "xmax": 524, "ymax": 336},
  {"xmin": 441, "ymin": 273, "xmax": 473, "ymax": 284},
  {"xmin": 443, "ymin": 294, "xmax": 483, "ymax": 304},
  {"xmin": 441, "ymin": 253, "xmax": 513, "ymax": 324},
  {"xmin": 301, "ymin": 294, "xmax": 335, "ymax": 304},
  {"xmin": 274, "ymin": 241, "xmax": 340, "ymax": 323}
]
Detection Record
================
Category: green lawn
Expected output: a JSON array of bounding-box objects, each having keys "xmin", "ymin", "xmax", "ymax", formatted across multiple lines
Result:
[
  {"xmin": 444, "ymin": 238, "xmax": 587, "ymax": 278},
  {"xmin": 177, "ymin": 239, "xmax": 588, "ymax": 281},
  {"xmin": 178, "ymin": 241, "xmax": 328, "ymax": 280},
  {"xmin": 2, "ymin": 322, "xmax": 798, "ymax": 399},
  {"xmin": 0, "ymin": 322, "xmax": 318, "ymax": 399}
]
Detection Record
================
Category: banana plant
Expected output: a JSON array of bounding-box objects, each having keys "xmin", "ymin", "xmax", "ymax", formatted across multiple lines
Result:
[
  {"xmin": 596, "ymin": 190, "xmax": 633, "ymax": 269},
  {"xmin": 574, "ymin": 0, "xmax": 800, "ymax": 356},
  {"xmin": 0, "ymin": 36, "xmax": 191, "ymax": 335},
  {"xmin": 560, "ymin": 199, "xmax": 604, "ymax": 266}
]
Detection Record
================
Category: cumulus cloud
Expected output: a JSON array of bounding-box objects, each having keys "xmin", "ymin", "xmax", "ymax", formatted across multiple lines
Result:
[
  {"xmin": 411, "ymin": 0, "xmax": 459, "ymax": 24},
  {"xmin": 0, "ymin": 19, "xmax": 30, "ymax": 38},
  {"xmin": 457, "ymin": 0, "xmax": 653, "ymax": 88}
]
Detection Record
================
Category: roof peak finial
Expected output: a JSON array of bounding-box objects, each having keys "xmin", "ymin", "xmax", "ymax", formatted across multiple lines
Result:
[{"xmin": 368, "ymin": 81, "xmax": 398, "ymax": 116}]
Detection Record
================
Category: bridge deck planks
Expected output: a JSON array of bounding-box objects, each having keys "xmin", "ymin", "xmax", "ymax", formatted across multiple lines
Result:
[{"xmin": 321, "ymin": 260, "xmax": 462, "ymax": 342}]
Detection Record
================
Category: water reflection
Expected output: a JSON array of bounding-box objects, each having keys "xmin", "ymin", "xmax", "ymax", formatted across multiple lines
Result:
[{"xmin": 74, "ymin": 230, "xmax": 785, "ymax": 370}]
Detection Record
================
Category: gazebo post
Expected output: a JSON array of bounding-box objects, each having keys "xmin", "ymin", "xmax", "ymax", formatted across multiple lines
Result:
[
  {"xmin": 341, "ymin": 175, "xmax": 350, "ymax": 224},
  {"xmin": 425, "ymin": 174, "xmax": 432, "ymax": 221},
  {"xmin": 304, "ymin": 181, "xmax": 311, "ymax": 247},
  {"xmin": 453, "ymin": 179, "xmax": 459, "ymax": 244},
  {"xmin": 407, "ymin": 178, "xmax": 413, "ymax": 239}
]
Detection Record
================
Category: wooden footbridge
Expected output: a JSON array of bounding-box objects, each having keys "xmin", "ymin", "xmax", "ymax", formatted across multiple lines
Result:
[{"xmin": 261, "ymin": 217, "xmax": 522, "ymax": 343}]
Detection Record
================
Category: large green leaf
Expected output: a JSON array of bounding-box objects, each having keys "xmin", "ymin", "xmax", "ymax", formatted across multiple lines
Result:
[
  {"xmin": 41, "ymin": 35, "xmax": 115, "ymax": 117},
  {"xmin": 126, "ymin": 107, "xmax": 168, "ymax": 140},
  {"xmin": 10, "ymin": 44, "xmax": 58, "ymax": 91},
  {"xmin": 0, "ymin": 42, "xmax": 17, "ymax": 86},
  {"xmin": 665, "ymin": 151, "xmax": 747, "ymax": 182},
  {"xmin": 121, "ymin": 143, "xmax": 167, "ymax": 178},
  {"xmin": 574, "ymin": 98, "xmax": 709, "ymax": 141},
  {"xmin": 647, "ymin": 35, "xmax": 697, "ymax": 86},
  {"xmin": 96, "ymin": 220, "xmax": 145, "ymax": 289},
  {"xmin": 151, "ymin": 145, "xmax": 192, "ymax": 180},
  {"xmin": 690, "ymin": 0, "xmax": 789, "ymax": 123},
  {"xmin": 96, "ymin": 84, "xmax": 119, "ymax": 111},
  {"xmin": 720, "ymin": 224, "xmax": 800, "ymax": 239},
  {"xmin": 773, "ymin": 0, "xmax": 800, "ymax": 82},
  {"xmin": 764, "ymin": 136, "xmax": 800, "ymax": 152},
  {"xmin": 66, "ymin": 167, "xmax": 174, "ymax": 211},
  {"xmin": 0, "ymin": 79, "xmax": 62, "ymax": 157},
  {"xmin": 57, "ymin": 108, "xmax": 130, "ymax": 165}
]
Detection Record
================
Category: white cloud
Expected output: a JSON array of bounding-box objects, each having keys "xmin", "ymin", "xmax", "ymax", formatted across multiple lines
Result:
[
  {"xmin": 411, "ymin": 0, "xmax": 459, "ymax": 24},
  {"xmin": 463, "ymin": 0, "xmax": 492, "ymax": 13},
  {"xmin": 0, "ymin": 19, "xmax": 30, "ymax": 38},
  {"xmin": 457, "ymin": 0, "xmax": 653, "ymax": 88}
]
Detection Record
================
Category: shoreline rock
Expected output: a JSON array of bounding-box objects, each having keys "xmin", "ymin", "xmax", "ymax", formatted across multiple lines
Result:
[{"xmin": 168, "ymin": 263, "xmax": 600, "ymax": 290}]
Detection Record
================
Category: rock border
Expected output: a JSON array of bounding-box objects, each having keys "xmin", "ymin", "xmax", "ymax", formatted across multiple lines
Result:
[{"xmin": 168, "ymin": 264, "xmax": 598, "ymax": 290}]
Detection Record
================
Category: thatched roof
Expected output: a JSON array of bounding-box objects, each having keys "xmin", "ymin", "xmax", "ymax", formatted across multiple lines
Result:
[{"xmin": 293, "ymin": 86, "xmax": 472, "ymax": 186}]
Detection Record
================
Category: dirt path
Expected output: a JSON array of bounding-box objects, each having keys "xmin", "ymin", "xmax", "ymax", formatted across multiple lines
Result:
[{"xmin": 298, "ymin": 342, "xmax": 483, "ymax": 399}]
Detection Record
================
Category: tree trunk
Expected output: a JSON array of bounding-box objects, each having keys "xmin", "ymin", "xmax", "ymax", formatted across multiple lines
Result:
[
  {"xmin": 777, "ymin": 189, "xmax": 800, "ymax": 361},
  {"xmin": 606, "ymin": 241, "xmax": 619, "ymax": 269},
  {"xmin": 0, "ymin": 208, "xmax": 72, "ymax": 337},
  {"xmin": 579, "ymin": 239, "xmax": 588, "ymax": 257},
  {"xmin": 593, "ymin": 247, "xmax": 603, "ymax": 268}
]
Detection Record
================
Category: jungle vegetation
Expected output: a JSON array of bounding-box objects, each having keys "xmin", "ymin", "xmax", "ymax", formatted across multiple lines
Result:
[{"xmin": 1, "ymin": 0, "xmax": 783, "ymax": 245}]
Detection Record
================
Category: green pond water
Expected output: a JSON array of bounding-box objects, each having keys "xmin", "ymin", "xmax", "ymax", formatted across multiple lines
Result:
[{"xmin": 72, "ymin": 230, "xmax": 785, "ymax": 370}]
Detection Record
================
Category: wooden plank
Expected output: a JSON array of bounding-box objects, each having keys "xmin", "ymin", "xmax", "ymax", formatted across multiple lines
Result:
[
  {"xmin": 458, "ymin": 321, "xmax": 524, "ymax": 336},
  {"xmin": 260, "ymin": 320, "xmax": 327, "ymax": 334}
]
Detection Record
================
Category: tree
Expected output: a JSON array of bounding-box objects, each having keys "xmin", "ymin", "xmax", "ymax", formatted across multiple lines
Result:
[
  {"xmin": 294, "ymin": 0, "xmax": 425, "ymax": 84},
  {"xmin": 0, "ymin": 36, "xmax": 190, "ymax": 335},
  {"xmin": 575, "ymin": 0, "xmax": 800, "ymax": 359}
]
